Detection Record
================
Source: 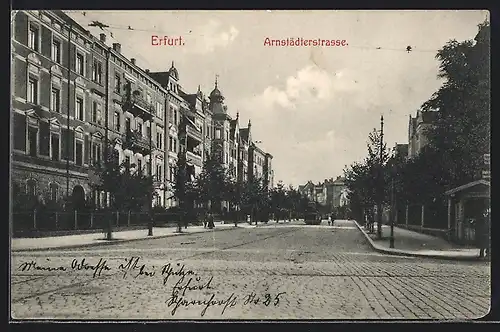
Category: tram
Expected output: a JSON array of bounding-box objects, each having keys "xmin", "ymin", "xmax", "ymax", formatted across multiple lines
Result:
[{"xmin": 304, "ymin": 201, "xmax": 321, "ymax": 225}]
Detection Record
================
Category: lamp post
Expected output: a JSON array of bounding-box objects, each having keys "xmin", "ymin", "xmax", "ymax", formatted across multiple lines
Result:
[
  {"xmin": 104, "ymin": 47, "xmax": 111, "ymax": 240},
  {"xmin": 390, "ymin": 169, "xmax": 395, "ymax": 248},
  {"xmin": 65, "ymin": 23, "xmax": 72, "ymax": 199},
  {"xmin": 376, "ymin": 115, "xmax": 384, "ymax": 239},
  {"xmin": 148, "ymin": 119, "xmax": 153, "ymax": 236}
]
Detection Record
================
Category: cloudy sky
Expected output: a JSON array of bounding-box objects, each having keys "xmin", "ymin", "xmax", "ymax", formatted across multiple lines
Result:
[{"xmin": 68, "ymin": 10, "xmax": 488, "ymax": 187}]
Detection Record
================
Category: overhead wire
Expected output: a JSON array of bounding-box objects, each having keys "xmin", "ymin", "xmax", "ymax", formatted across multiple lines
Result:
[
  {"xmin": 63, "ymin": 10, "xmax": 159, "ymax": 70},
  {"xmin": 69, "ymin": 10, "xmax": 441, "ymax": 55}
]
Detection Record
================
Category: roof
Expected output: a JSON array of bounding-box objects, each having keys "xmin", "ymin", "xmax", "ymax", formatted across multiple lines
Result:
[
  {"xmin": 239, "ymin": 128, "xmax": 249, "ymax": 143},
  {"xmin": 210, "ymin": 87, "xmax": 222, "ymax": 99},
  {"xmin": 445, "ymin": 180, "xmax": 490, "ymax": 196},
  {"xmin": 230, "ymin": 119, "xmax": 238, "ymax": 139}
]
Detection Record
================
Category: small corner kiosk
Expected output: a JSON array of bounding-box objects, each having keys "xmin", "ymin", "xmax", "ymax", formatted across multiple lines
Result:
[{"xmin": 445, "ymin": 179, "xmax": 490, "ymax": 245}]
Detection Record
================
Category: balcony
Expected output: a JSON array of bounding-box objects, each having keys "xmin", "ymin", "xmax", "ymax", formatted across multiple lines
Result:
[
  {"xmin": 121, "ymin": 88, "xmax": 154, "ymax": 120},
  {"xmin": 124, "ymin": 130, "xmax": 155, "ymax": 155},
  {"xmin": 186, "ymin": 150, "xmax": 202, "ymax": 167}
]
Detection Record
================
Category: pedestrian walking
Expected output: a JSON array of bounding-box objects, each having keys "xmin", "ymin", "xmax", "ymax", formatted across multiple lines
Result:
[
  {"xmin": 327, "ymin": 215, "xmax": 331, "ymax": 226},
  {"xmin": 203, "ymin": 211, "xmax": 209, "ymax": 228},
  {"xmin": 477, "ymin": 208, "xmax": 490, "ymax": 258},
  {"xmin": 208, "ymin": 212, "xmax": 215, "ymax": 229}
]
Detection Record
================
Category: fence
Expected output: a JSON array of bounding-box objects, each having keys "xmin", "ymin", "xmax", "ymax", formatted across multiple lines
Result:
[{"xmin": 11, "ymin": 210, "xmax": 202, "ymax": 236}]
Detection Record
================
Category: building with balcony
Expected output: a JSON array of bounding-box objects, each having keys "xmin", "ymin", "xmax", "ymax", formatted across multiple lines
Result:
[
  {"xmin": 12, "ymin": 10, "xmax": 275, "ymax": 214},
  {"xmin": 11, "ymin": 10, "xmax": 169, "ymax": 209}
]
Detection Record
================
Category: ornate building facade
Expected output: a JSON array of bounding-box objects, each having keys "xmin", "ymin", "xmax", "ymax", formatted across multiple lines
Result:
[
  {"xmin": 11, "ymin": 10, "xmax": 168, "ymax": 208},
  {"xmin": 11, "ymin": 10, "xmax": 274, "ymax": 212}
]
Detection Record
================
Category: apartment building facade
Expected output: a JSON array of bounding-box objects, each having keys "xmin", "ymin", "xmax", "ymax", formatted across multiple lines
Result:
[
  {"xmin": 11, "ymin": 10, "xmax": 274, "ymax": 212},
  {"xmin": 11, "ymin": 10, "xmax": 169, "ymax": 208}
]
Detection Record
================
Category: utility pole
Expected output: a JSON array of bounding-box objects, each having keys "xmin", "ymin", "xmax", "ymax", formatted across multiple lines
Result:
[
  {"xmin": 105, "ymin": 47, "xmax": 112, "ymax": 240},
  {"xmin": 390, "ymin": 169, "xmax": 395, "ymax": 248},
  {"xmin": 148, "ymin": 118, "xmax": 154, "ymax": 236},
  {"xmin": 66, "ymin": 23, "xmax": 72, "ymax": 199},
  {"xmin": 377, "ymin": 115, "xmax": 384, "ymax": 239}
]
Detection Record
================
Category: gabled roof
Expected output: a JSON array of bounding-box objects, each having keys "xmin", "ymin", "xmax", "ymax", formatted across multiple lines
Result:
[
  {"xmin": 239, "ymin": 128, "xmax": 250, "ymax": 143},
  {"xmin": 445, "ymin": 180, "xmax": 490, "ymax": 196}
]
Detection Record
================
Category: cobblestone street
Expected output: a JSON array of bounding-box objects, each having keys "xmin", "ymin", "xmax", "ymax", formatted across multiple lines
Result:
[{"xmin": 11, "ymin": 220, "xmax": 490, "ymax": 320}]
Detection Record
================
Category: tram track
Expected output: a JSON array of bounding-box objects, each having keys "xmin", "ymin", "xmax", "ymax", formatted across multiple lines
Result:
[{"xmin": 11, "ymin": 227, "xmax": 299, "ymax": 303}]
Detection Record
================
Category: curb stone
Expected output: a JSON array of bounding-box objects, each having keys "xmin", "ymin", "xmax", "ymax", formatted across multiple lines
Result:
[
  {"xmin": 11, "ymin": 225, "xmax": 239, "ymax": 253},
  {"xmin": 352, "ymin": 220, "xmax": 484, "ymax": 262}
]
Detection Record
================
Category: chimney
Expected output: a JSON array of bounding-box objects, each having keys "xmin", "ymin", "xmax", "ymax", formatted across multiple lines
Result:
[
  {"xmin": 99, "ymin": 33, "xmax": 106, "ymax": 43},
  {"xmin": 112, "ymin": 43, "xmax": 121, "ymax": 53},
  {"xmin": 131, "ymin": 58, "xmax": 136, "ymax": 65},
  {"xmin": 145, "ymin": 69, "xmax": 150, "ymax": 74}
]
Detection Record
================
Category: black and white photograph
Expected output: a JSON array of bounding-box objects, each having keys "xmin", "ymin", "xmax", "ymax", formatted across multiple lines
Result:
[{"xmin": 10, "ymin": 9, "xmax": 491, "ymax": 320}]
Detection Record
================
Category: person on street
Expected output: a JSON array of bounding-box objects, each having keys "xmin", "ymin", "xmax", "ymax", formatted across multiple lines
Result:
[
  {"xmin": 478, "ymin": 208, "xmax": 490, "ymax": 258},
  {"xmin": 203, "ymin": 211, "xmax": 209, "ymax": 228},
  {"xmin": 207, "ymin": 212, "xmax": 215, "ymax": 229}
]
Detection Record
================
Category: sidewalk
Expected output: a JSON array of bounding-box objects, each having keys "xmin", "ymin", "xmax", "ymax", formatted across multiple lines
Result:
[
  {"xmin": 353, "ymin": 220, "xmax": 485, "ymax": 261},
  {"xmin": 11, "ymin": 222, "xmax": 257, "ymax": 252}
]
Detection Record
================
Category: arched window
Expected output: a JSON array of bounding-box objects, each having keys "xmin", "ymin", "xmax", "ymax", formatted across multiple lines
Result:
[
  {"xmin": 26, "ymin": 179, "xmax": 37, "ymax": 197},
  {"xmin": 49, "ymin": 183, "xmax": 59, "ymax": 201}
]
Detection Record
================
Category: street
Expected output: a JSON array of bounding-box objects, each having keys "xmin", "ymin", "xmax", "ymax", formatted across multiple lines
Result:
[{"xmin": 11, "ymin": 220, "xmax": 490, "ymax": 320}]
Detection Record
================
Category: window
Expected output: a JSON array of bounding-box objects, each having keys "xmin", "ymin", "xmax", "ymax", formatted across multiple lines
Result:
[
  {"xmin": 156, "ymin": 132, "xmax": 162, "ymax": 149},
  {"xmin": 114, "ymin": 111, "xmax": 120, "ymax": 131},
  {"xmin": 156, "ymin": 164, "xmax": 162, "ymax": 181},
  {"xmin": 28, "ymin": 126, "xmax": 38, "ymax": 157},
  {"xmin": 169, "ymin": 166, "xmax": 175, "ymax": 182},
  {"xmin": 215, "ymin": 129, "xmax": 221, "ymax": 139},
  {"xmin": 51, "ymin": 87, "xmax": 60, "ymax": 112},
  {"xmin": 28, "ymin": 24, "xmax": 39, "ymax": 51},
  {"xmin": 137, "ymin": 122, "xmax": 143, "ymax": 135},
  {"xmin": 125, "ymin": 155, "xmax": 130, "ymax": 166},
  {"xmin": 114, "ymin": 74, "xmax": 121, "ymax": 93},
  {"xmin": 75, "ymin": 141, "xmax": 83, "ymax": 165},
  {"xmin": 50, "ymin": 133, "xmax": 60, "ymax": 161},
  {"xmin": 174, "ymin": 110, "xmax": 178, "ymax": 124},
  {"xmin": 51, "ymin": 40, "xmax": 61, "ymax": 63},
  {"xmin": 92, "ymin": 60, "xmax": 102, "ymax": 83},
  {"xmin": 169, "ymin": 106, "xmax": 174, "ymax": 123},
  {"xmin": 156, "ymin": 102, "xmax": 163, "ymax": 119},
  {"xmin": 92, "ymin": 101, "xmax": 101, "ymax": 124},
  {"xmin": 27, "ymin": 179, "xmax": 37, "ymax": 196},
  {"xmin": 146, "ymin": 93, "xmax": 152, "ymax": 104},
  {"xmin": 75, "ymin": 97, "xmax": 84, "ymax": 120},
  {"xmin": 76, "ymin": 53, "xmax": 84, "ymax": 75},
  {"xmin": 50, "ymin": 183, "xmax": 59, "ymax": 201},
  {"xmin": 173, "ymin": 139, "xmax": 177, "ymax": 153},
  {"xmin": 146, "ymin": 125, "xmax": 151, "ymax": 139},
  {"xmin": 28, "ymin": 77, "xmax": 38, "ymax": 104},
  {"xmin": 92, "ymin": 143, "xmax": 101, "ymax": 165},
  {"xmin": 137, "ymin": 159, "xmax": 142, "ymax": 173},
  {"xmin": 125, "ymin": 117, "xmax": 131, "ymax": 132}
]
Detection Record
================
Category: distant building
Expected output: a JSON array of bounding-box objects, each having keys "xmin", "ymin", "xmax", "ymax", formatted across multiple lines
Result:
[
  {"xmin": 299, "ymin": 176, "xmax": 348, "ymax": 209},
  {"xmin": 408, "ymin": 109, "xmax": 437, "ymax": 158}
]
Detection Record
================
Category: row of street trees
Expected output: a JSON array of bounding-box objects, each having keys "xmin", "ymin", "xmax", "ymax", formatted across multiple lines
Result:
[
  {"xmin": 344, "ymin": 21, "xmax": 490, "ymax": 238},
  {"xmin": 172, "ymin": 151, "xmax": 314, "ymax": 224},
  {"xmin": 84, "ymin": 145, "xmax": 317, "ymax": 227}
]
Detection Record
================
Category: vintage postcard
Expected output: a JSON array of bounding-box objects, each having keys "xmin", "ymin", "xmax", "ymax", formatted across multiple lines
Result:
[{"xmin": 10, "ymin": 10, "xmax": 491, "ymax": 320}]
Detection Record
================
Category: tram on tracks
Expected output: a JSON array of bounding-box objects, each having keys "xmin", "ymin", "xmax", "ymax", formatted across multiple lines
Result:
[{"xmin": 304, "ymin": 201, "xmax": 321, "ymax": 225}]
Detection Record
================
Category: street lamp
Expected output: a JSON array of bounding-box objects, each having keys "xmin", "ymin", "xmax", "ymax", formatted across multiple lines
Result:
[
  {"xmin": 389, "ymin": 165, "xmax": 395, "ymax": 248},
  {"xmin": 376, "ymin": 115, "xmax": 384, "ymax": 240},
  {"xmin": 148, "ymin": 119, "xmax": 153, "ymax": 236}
]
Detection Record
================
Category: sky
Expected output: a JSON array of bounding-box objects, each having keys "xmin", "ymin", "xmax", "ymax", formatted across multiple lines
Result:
[{"xmin": 67, "ymin": 10, "xmax": 489, "ymax": 187}]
